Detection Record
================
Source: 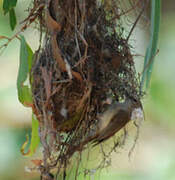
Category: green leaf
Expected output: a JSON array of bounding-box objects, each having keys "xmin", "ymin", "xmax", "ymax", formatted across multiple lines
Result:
[
  {"xmin": 2, "ymin": 0, "xmax": 9, "ymax": 14},
  {"xmin": 9, "ymin": 0, "xmax": 17, "ymax": 7},
  {"xmin": 9, "ymin": 8, "xmax": 17, "ymax": 31},
  {"xmin": 17, "ymin": 36, "xmax": 33, "ymax": 107},
  {"xmin": 141, "ymin": 0, "xmax": 161, "ymax": 91},
  {"xmin": 21, "ymin": 114, "xmax": 40, "ymax": 156},
  {"xmin": 27, "ymin": 43, "xmax": 34, "ymax": 73},
  {"xmin": 3, "ymin": 0, "xmax": 17, "ymax": 14},
  {"xmin": 18, "ymin": 85, "xmax": 33, "ymax": 106}
]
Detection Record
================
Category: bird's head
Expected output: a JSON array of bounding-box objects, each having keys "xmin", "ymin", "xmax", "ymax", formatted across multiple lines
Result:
[{"xmin": 93, "ymin": 97, "xmax": 144, "ymax": 145}]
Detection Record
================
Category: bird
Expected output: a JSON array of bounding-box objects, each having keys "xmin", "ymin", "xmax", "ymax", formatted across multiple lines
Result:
[{"xmin": 92, "ymin": 98, "xmax": 143, "ymax": 145}]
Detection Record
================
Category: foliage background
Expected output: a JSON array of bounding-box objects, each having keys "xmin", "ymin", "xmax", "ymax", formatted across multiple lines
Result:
[{"xmin": 0, "ymin": 0, "xmax": 175, "ymax": 179}]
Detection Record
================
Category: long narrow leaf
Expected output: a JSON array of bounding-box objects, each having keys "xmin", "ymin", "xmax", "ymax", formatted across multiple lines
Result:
[
  {"xmin": 9, "ymin": 8, "xmax": 17, "ymax": 30},
  {"xmin": 17, "ymin": 36, "xmax": 33, "ymax": 106},
  {"xmin": 3, "ymin": 0, "xmax": 17, "ymax": 14},
  {"xmin": 141, "ymin": 0, "xmax": 161, "ymax": 91},
  {"xmin": 3, "ymin": 0, "xmax": 18, "ymax": 30}
]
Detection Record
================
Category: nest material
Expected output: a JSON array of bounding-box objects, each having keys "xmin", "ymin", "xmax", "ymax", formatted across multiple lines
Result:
[{"xmin": 30, "ymin": 0, "xmax": 145, "ymax": 178}]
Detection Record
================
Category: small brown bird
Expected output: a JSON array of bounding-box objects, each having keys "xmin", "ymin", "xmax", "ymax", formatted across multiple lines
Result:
[{"xmin": 93, "ymin": 98, "xmax": 143, "ymax": 145}]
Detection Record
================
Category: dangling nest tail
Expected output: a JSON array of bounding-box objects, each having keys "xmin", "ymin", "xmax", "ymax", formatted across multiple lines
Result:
[{"xmin": 29, "ymin": 0, "xmax": 146, "ymax": 179}]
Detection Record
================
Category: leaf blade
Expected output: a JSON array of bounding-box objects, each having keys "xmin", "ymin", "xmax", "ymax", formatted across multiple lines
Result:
[
  {"xmin": 21, "ymin": 114, "xmax": 40, "ymax": 156},
  {"xmin": 145, "ymin": 0, "xmax": 161, "ymax": 89},
  {"xmin": 17, "ymin": 36, "xmax": 33, "ymax": 106},
  {"xmin": 3, "ymin": 0, "xmax": 17, "ymax": 14},
  {"xmin": 141, "ymin": 0, "xmax": 161, "ymax": 91},
  {"xmin": 9, "ymin": 8, "xmax": 17, "ymax": 31}
]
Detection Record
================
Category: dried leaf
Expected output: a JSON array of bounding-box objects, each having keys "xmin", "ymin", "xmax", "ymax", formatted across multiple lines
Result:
[
  {"xmin": 31, "ymin": 159, "xmax": 43, "ymax": 166},
  {"xmin": 41, "ymin": 67, "xmax": 52, "ymax": 102},
  {"xmin": 51, "ymin": 35, "xmax": 66, "ymax": 71},
  {"xmin": 0, "ymin": 35, "xmax": 10, "ymax": 40},
  {"xmin": 51, "ymin": 35, "xmax": 83, "ymax": 81},
  {"xmin": 46, "ymin": 9, "xmax": 61, "ymax": 33}
]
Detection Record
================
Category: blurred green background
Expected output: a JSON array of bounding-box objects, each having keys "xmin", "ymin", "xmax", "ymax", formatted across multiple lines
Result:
[{"xmin": 0, "ymin": 0, "xmax": 175, "ymax": 180}]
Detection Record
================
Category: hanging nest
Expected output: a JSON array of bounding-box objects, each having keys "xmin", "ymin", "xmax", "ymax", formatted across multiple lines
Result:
[{"xmin": 29, "ymin": 0, "xmax": 147, "ymax": 179}]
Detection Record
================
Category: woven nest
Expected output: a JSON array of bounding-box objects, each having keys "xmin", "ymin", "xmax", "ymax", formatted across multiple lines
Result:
[{"xmin": 29, "ymin": 0, "xmax": 146, "ymax": 179}]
